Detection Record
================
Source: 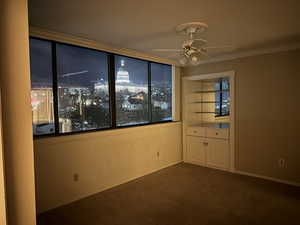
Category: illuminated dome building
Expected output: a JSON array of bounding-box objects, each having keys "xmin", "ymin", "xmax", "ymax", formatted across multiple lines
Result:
[{"xmin": 116, "ymin": 60, "xmax": 130, "ymax": 84}]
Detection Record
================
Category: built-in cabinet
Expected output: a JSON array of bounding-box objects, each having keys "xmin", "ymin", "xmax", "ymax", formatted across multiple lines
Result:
[
  {"xmin": 182, "ymin": 72, "xmax": 235, "ymax": 172},
  {"xmin": 186, "ymin": 126, "xmax": 230, "ymax": 170}
]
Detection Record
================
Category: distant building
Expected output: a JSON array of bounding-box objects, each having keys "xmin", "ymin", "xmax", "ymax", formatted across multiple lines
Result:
[
  {"xmin": 153, "ymin": 100, "xmax": 169, "ymax": 110},
  {"xmin": 116, "ymin": 60, "xmax": 130, "ymax": 84},
  {"xmin": 31, "ymin": 88, "xmax": 54, "ymax": 125},
  {"xmin": 31, "ymin": 88, "xmax": 55, "ymax": 134}
]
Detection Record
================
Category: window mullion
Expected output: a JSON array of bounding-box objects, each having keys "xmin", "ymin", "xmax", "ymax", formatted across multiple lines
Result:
[
  {"xmin": 219, "ymin": 79, "xmax": 223, "ymax": 116},
  {"xmin": 108, "ymin": 54, "xmax": 116, "ymax": 128},
  {"xmin": 51, "ymin": 42, "xmax": 60, "ymax": 134},
  {"xmin": 148, "ymin": 62, "xmax": 152, "ymax": 123}
]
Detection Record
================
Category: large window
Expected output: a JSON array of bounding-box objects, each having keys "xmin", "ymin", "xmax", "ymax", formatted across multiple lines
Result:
[
  {"xmin": 29, "ymin": 37, "xmax": 173, "ymax": 137},
  {"xmin": 56, "ymin": 44, "xmax": 110, "ymax": 133},
  {"xmin": 151, "ymin": 63, "xmax": 172, "ymax": 122},
  {"xmin": 115, "ymin": 56, "xmax": 149, "ymax": 126},
  {"xmin": 29, "ymin": 38, "xmax": 54, "ymax": 135},
  {"xmin": 215, "ymin": 78, "xmax": 230, "ymax": 117}
]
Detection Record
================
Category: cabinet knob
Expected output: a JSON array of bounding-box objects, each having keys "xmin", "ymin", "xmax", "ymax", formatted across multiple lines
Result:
[
  {"xmin": 216, "ymin": 132, "xmax": 218, "ymax": 135},
  {"xmin": 203, "ymin": 142, "xmax": 208, "ymax": 146}
]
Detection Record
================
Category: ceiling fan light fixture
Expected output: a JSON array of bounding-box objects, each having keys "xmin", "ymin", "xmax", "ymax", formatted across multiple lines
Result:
[
  {"xmin": 152, "ymin": 22, "xmax": 233, "ymax": 67},
  {"xmin": 189, "ymin": 52, "xmax": 202, "ymax": 66},
  {"xmin": 179, "ymin": 55, "xmax": 188, "ymax": 66}
]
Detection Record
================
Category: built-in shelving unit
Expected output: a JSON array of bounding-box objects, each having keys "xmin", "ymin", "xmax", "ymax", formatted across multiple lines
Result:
[{"xmin": 182, "ymin": 71, "xmax": 235, "ymax": 172}]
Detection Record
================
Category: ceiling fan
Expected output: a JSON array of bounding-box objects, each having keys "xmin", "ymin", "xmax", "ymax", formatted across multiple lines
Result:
[{"xmin": 152, "ymin": 22, "xmax": 233, "ymax": 66}]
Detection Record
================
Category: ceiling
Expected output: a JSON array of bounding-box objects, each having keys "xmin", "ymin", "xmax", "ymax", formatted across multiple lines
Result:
[{"xmin": 28, "ymin": 0, "xmax": 300, "ymax": 63}]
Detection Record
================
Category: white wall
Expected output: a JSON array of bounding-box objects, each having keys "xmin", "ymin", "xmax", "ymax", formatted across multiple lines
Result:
[{"xmin": 34, "ymin": 122, "xmax": 182, "ymax": 213}]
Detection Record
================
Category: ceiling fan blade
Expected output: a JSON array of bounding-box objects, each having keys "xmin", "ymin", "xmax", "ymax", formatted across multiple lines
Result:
[
  {"xmin": 192, "ymin": 38, "xmax": 208, "ymax": 43},
  {"xmin": 205, "ymin": 45, "xmax": 234, "ymax": 49},
  {"xmin": 152, "ymin": 49, "xmax": 182, "ymax": 52}
]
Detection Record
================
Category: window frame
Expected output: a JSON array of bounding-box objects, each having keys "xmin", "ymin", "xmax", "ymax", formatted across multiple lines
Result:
[
  {"xmin": 215, "ymin": 78, "xmax": 230, "ymax": 118},
  {"xmin": 30, "ymin": 37, "xmax": 173, "ymax": 138}
]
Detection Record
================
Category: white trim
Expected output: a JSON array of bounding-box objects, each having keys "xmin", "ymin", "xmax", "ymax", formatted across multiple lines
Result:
[
  {"xmin": 182, "ymin": 70, "xmax": 235, "ymax": 80},
  {"xmin": 235, "ymin": 170, "xmax": 300, "ymax": 187},
  {"xmin": 196, "ymin": 42, "xmax": 300, "ymax": 65}
]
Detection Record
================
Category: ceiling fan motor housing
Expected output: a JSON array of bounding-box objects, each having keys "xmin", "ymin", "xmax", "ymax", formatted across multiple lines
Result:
[{"xmin": 176, "ymin": 22, "xmax": 208, "ymax": 36}]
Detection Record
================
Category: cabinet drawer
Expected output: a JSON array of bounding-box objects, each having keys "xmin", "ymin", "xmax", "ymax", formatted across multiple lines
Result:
[
  {"xmin": 187, "ymin": 127, "xmax": 205, "ymax": 137},
  {"xmin": 206, "ymin": 128, "xmax": 229, "ymax": 139}
]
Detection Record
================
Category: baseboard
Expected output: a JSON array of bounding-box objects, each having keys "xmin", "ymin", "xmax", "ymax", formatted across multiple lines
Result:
[
  {"xmin": 234, "ymin": 170, "xmax": 300, "ymax": 187},
  {"xmin": 38, "ymin": 160, "xmax": 183, "ymax": 214},
  {"xmin": 184, "ymin": 161, "xmax": 300, "ymax": 187}
]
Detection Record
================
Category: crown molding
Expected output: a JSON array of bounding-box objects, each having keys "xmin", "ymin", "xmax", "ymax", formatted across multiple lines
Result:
[
  {"xmin": 196, "ymin": 42, "xmax": 300, "ymax": 65},
  {"xmin": 29, "ymin": 26, "xmax": 179, "ymax": 66}
]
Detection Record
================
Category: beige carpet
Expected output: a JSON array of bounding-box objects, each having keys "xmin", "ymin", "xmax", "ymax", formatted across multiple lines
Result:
[{"xmin": 37, "ymin": 163, "xmax": 300, "ymax": 225}]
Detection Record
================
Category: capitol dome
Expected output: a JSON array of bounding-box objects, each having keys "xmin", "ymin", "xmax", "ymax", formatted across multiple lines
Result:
[{"xmin": 116, "ymin": 60, "xmax": 130, "ymax": 84}]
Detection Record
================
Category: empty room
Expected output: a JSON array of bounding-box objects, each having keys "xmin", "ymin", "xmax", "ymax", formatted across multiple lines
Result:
[{"xmin": 1, "ymin": 0, "xmax": 300, "ymax": 225}]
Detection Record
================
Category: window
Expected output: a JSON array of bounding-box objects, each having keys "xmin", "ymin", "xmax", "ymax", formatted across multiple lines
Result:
[
  {"xmin": 29, "ymin": 37, "xmax": 173, "ymax": 137},
  {"xmin": 29, "ymin": 38, "xmax": 54, "ymax": 135},
  {"xmin": 56, "ymin": 44, "xmax": 110, "ymax": 133},
  {"xmin": 151, "ymin": 63, "xmax": 172, "ymax": 122},
  {"xmin": 115, "ymin": 56, "xmax": 149, "ymax": 126},
  {"xmin": 215, "ymin": 78, "xmax": 230, "ymax": 117}
]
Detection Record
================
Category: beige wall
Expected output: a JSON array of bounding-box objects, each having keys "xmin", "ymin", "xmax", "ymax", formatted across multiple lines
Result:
[
  {"xmin": 0, "ymin": 1, "xmax": 37, "ymax": 225},
  {"xmin": 34, "ymin": 122, "xmax": 182, "ymax": 213},
  {"xmin": 183, "ymin": 50, "xmax": 300, "ymax": 183}
]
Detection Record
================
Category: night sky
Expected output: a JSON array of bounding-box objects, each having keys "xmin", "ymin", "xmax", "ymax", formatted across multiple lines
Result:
[{"xmin": 30, "ymin": 38, "xmax": 172, "ymax": 89}]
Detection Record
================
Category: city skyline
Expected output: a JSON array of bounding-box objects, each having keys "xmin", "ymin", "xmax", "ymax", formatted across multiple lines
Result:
[
  {"xmin": 30, "ymin": 39, "xmax": 172, "ymax": 89},
  {"xmin": 30, "ymin": 38, "xmax": 172, "ymax": 135}
]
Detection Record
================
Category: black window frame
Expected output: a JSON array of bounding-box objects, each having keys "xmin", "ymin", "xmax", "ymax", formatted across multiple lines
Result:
[
  {"xmin": 30, "ymin": 37, "xmax": 173, "ymax": 138},
  {"xmin": 215, "ymin": 78, "xmax": 230, "ymax": 117}
]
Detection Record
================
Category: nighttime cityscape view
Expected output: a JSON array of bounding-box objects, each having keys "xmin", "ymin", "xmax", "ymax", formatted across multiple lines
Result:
[
  {"xmin": 214, "ymin": 78, "xmax": 230, "ymax": 116},
  {"xmin": 29, "ymin": 38, "xmax": 172, "ymax": 135}
]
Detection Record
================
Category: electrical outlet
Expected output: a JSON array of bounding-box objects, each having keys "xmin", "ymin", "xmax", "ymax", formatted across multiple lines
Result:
[
  {"xmin": 73, "ymin": 173, "xmax": 79, "ymax": 182},
  {"xmin": 278, "ymin": 158, "xmax": 285, "ymax": 168}
]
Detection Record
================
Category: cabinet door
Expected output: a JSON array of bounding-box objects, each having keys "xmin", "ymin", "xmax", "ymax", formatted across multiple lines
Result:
[
  {"xmin": 186, "ymin": 136, "xmax": 207, "ymax": 166},
  {"xmin": 207, "ymin": 139, "xmax": 229, "ymax": 170}
]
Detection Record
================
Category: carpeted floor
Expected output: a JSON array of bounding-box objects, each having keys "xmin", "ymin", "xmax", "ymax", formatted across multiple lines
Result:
[{"xmin": 37, "ymin": 163, "xmax": 300, "ymax": 225}]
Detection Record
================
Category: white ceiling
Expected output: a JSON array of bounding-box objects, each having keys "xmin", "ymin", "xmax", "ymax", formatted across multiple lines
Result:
[{"xmin": 29, "ymin": 0, "xmax": 300, "ymax": 62}]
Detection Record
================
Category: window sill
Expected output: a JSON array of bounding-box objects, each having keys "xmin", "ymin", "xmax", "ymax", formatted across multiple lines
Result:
[{"xmin": 33, "ymin": 121, "xmax": 181, "ymax": 143}]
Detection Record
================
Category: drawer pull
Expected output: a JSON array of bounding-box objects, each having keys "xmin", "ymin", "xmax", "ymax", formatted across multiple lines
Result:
[
  {"xmin": 216, "ymin": 132, "xmax": 218, "ymax": 135},
  {"xmin": 193, "ymin": 131, "xmax": 197, "ymax": 133},
  {"xmin": 203, "ymin": 142, "xmax": 208, "ymax": 146}
]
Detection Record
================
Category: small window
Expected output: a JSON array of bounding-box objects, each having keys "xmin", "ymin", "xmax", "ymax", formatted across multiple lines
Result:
[
  {"xmin": 115, "ymin": 56, "xmax": 149, "ymax": 127},
  {"xmin": 56, "ymin": 43, "xmax": 110, "ymax": 133},
  {"xmin": 151, "ymin": 63, "xmax": 172, "ymax": 122},
  {"xmin": 29, "ymin": 38, "xmax": 55, "ymax": 135},
  {"xmin": 215, "ymin": 78, "xmax": 230, "ymax": 117}
]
